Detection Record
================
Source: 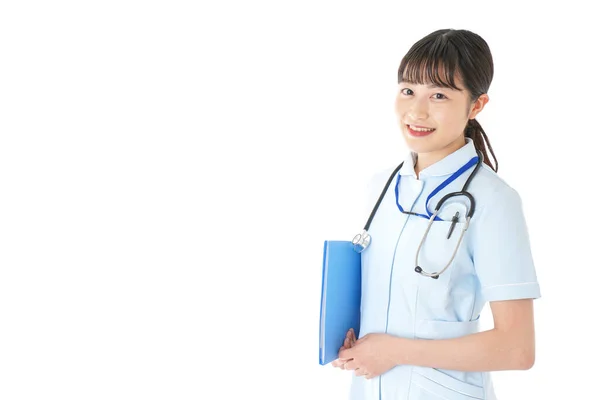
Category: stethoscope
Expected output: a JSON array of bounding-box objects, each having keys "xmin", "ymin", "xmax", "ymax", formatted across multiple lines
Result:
[{"xmin": 351, "ymin": 150, "xmax": 483, "ymax": 279}]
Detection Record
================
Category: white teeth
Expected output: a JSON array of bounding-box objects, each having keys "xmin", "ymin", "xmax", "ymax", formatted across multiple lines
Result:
[{"xmin": 409, "ymin": 125, "xmax": 435, "ymax": 132}]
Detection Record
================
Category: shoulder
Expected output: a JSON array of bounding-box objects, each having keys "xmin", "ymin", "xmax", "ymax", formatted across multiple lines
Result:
[
  {"xmin": 367, "ymin": 161, "xmax": 405, "ymax": 193},
  {"xmin": 368, "ymin": 164, "xmax": 398, "ymax": 188},
  {"xmin": 469, "ymin": 163, "xmax": 524, "ymax": 220},
  {"xmin": 363, "ymin": 162, "xmax": 403, "ymax": 206}
]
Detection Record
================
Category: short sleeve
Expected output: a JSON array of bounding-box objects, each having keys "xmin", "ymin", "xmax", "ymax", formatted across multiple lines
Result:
[{"xmin": 469, "ymin": 185, "xmax": 541, "ymax": 302}]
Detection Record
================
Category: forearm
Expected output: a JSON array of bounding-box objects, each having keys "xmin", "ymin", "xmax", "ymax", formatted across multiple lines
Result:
[{"xmin": 392, "ymin": 328, "xmax": 534, "ymax": 372}]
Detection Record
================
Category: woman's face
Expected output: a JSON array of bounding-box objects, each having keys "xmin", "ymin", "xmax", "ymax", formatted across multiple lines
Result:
[{"xmin": 394, "ymin": 75, "xmax": 488, "ymax": 156}]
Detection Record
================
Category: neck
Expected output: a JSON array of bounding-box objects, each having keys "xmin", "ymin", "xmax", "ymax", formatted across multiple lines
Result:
[{"xmin": 415, "ymin": 137, "xmax": 467, "ymax": 178}]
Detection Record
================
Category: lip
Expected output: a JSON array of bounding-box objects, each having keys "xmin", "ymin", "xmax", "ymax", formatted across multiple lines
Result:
[{"xmin": 406, "ymin": 124, "xmax": 436, "ymax": 137}]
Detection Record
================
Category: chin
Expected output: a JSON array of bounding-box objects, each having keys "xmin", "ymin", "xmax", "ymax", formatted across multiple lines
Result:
[{"xmin": 403, "ymin": 134, "xmax": 436, "ymax": 154}]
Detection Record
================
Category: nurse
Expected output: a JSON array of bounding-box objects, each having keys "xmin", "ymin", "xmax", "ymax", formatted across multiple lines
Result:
[{"xmin": 331, "ymin": 29, "xmax": 541, "ymax": 400}]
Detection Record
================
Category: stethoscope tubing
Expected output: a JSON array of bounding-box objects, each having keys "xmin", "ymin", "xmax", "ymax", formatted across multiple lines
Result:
[
  {"xmin": 362, "ymin": 150, "xmax": 482, "ymax": 232},
  {"xmin": 353, "ymin": 150, "xmax": 484, "ymax": 279}
]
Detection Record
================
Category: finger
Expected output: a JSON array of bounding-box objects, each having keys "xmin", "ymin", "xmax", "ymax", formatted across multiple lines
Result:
[
  {"xmin": 346, "ymin": 330, "xmax": 355, "ymax": 342},
  {"xmin": 346, "ymin": 331, "xmax": 353, "ymax": 345},
  {"xmin": 338, "ymin": 359, "xmax": 350, "ymax": 370},
  {"xmin": 354, "ymin": 368, "xmax": 368, "ymax": 377},
  {"xmin": 333, "ymin": 359, "xmax": 349, "ymax": 369},
  {"xmin": 344, "ymin": 360, "xmax": 358, "ymax": 370}
]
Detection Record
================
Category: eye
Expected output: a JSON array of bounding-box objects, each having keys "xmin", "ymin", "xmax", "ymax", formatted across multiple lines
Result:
[
  {"xmin": 400, "ymin": 88, "xmax": 413, "ymax": 96},
  {"xmin": 433, "ymin": 93, "xmax": 448, "ymax": 100}
]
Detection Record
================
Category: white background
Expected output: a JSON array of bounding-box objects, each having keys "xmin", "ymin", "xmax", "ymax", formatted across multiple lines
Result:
[{"xmin": 1, "ymin": 1, "xmax": 598, "ymax": 399}]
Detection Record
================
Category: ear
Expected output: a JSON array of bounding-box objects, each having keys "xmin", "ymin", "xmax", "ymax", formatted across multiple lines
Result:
[{"xmin": 468, "ymin": 93, "xmax": 490, "ymax": 120}]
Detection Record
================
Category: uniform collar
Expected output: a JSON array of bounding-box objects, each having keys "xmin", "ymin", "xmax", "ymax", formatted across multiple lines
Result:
[{"xmin": 399, "ymin": 138, "xmax": 478, "ymax": 178}]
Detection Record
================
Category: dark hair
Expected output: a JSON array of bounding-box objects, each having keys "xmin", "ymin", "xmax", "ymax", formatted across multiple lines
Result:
[{"xmin": 397, "ymin": 29, "xmax": 498, "ymax": 172}]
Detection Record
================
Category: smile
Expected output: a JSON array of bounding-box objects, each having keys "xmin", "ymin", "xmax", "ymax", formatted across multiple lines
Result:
[{"xmin": 407, "ymin": 124, "xmax": 436, "ymax": 137}]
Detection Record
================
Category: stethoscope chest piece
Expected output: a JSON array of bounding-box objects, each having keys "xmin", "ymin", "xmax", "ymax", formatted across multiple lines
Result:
[{"xmin": 352, "ymin": 229, "xmax": 371, "ymax": 253}]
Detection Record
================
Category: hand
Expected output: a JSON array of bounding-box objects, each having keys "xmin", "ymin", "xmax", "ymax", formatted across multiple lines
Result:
[
  {"xmin": 331, "ymin": 328, "xmax": 357, "ymax": 369},
  {"xmin": 337, "ymin": 333, "xmax": 400, "ymax": 379}
]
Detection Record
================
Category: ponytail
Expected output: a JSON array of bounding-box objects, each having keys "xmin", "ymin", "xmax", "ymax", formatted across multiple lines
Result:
[{"xmin": 465, "ymin": 118, "xmax": 498, "ymax": 172}]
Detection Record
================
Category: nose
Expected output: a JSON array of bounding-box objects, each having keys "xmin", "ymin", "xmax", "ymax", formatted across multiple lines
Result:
[{"xmin": 407, "ymin": 98, "xmax": 429, "ymax": 121}]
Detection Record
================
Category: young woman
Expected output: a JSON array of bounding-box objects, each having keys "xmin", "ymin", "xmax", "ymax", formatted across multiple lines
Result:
[{"xmin": 331, "ymin": 29, "xmax": 541, "ymax": 400}]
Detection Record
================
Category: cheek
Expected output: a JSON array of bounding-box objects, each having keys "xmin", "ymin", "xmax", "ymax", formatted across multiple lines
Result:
[
  {"xmin": 394, "ymin": 99, "xmax": 408, "ymax": 117},
  {"xmin": 428, "ymin": 109, "xmax": 455, "ymax": 127}
]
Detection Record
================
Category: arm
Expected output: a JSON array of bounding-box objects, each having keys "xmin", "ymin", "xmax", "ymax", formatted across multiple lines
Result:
[
  {"xmin": 394, "ymin": 299, "xmax": 535, "ymax": 371},
  {"xmin": 339, "ymin": 187, "xmax": 540, "ymax": 378}
]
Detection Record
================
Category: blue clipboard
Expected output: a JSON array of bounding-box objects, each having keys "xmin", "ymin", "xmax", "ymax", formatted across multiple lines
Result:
[{"xmin": 319, "ymin": 240, "xmax": 361, "ymax": 365}]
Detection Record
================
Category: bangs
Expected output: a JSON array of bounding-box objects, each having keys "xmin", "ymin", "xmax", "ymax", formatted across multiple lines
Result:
[{"xmin": 398, "ymin": 39, "xmax": 463, "ymax": 91}]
